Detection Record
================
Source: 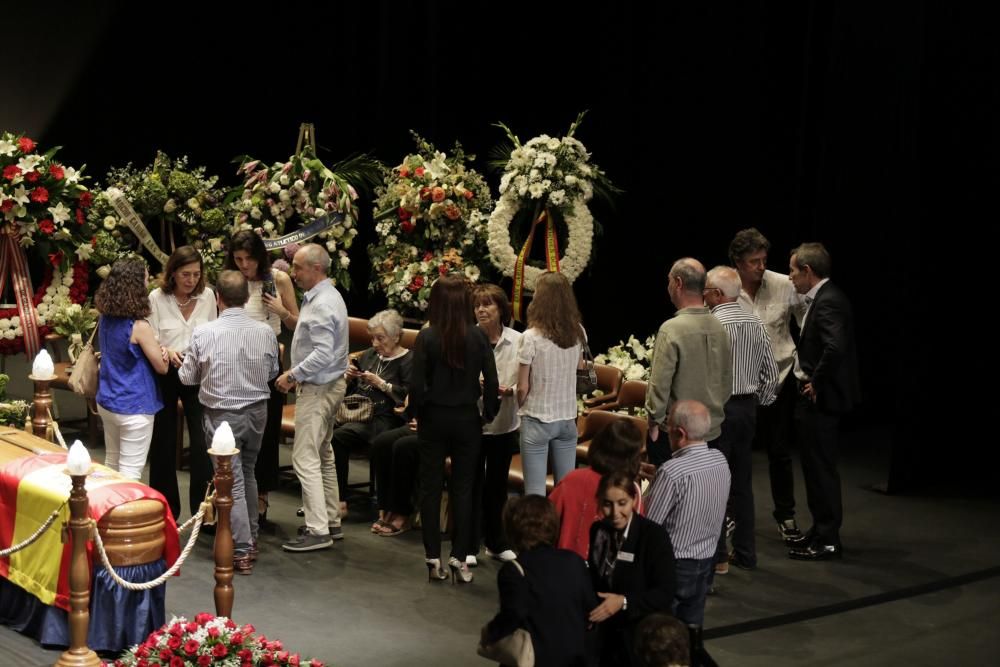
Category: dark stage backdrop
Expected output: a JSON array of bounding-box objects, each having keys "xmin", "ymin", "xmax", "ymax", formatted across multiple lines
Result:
[{"xmin": 6, "ymin": 2, "xmax": 991, "ymax": 491}]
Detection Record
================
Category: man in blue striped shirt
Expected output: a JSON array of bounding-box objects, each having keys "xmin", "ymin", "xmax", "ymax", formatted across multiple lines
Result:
[
  {"xmin": 180, "ymin": 270, "xmax": 280, "ymax": 574},
  {"xmin": 645, "ymin": 400, "xmax": 731, "ymax": 627},
  {"xmin": 705, "ymin": 266, "xmax": 779, "ymax": 572}
]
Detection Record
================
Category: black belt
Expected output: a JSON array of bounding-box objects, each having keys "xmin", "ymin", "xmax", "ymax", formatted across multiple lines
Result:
[{"xmin": 730, "ymin": 394, "xmax": 756, "ymax": 401}]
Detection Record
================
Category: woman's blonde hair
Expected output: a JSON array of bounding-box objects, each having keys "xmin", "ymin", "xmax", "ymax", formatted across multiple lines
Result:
[{"xmin": 526, "ymin": 272, "xmax": 583, "ymax": 348}]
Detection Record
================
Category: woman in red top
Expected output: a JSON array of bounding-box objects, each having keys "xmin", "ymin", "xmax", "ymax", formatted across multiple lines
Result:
[{"xmin": 549, "ymin": 419, "xmax": 644, "ymax": 560}]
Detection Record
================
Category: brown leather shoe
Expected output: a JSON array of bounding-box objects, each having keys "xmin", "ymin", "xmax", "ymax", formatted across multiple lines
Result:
[{"xmin": 233, "ymin": 553, "xmax": 254, "ymax": 575}]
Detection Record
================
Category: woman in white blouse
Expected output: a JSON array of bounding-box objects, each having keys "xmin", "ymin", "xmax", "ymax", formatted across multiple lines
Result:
[
  {"xmin": 470, "ymin": 284, "xmax": 521, "ymax": 564},
  {"xmin": 148, "ymin": 246, "xmax": 217, "ymax": 519},
  {"xmin": 223, "ymin": 230, "xmax": 299, "ymax": 524},
  {"xmin": 516, "ymin": 271, "xmax": 585, "ymax": 497}
]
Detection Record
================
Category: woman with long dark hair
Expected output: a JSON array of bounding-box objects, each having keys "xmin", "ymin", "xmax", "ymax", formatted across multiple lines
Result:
[
  {"xmin": 409, "ymin": 275, "xmax": 499, "ymax": 583},
  {"xmin": 148, "ymin": 246, "xmax": 217, "ymax": 518},
  {"xmin": 223, "ymin": 230, "xmax": 299, "ymax": 523},
  {"xmin": 94, "ymin": 257, "xmax": 169, "ymax": 479},
  {"xmin": 517, "ymin": 271, "xmax": 586, "ymax": 496}
]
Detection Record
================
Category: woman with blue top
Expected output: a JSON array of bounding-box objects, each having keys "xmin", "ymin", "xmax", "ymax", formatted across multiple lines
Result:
[{"xmin": 95, "ymin": 257, "xmax": 169, "ymax": 479}]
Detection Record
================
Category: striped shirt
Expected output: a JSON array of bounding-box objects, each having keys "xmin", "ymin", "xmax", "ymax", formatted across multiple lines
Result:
[
  {"xmin": 178, "ymin": 307, "xmax": 280, "ymax": 410},
  {"xmin": 738, "ymin": 270, "xmax": 804, "ymax": 385},
  {"xmin": 517, "ymin": 328, "xmax": 581, "ymax": 423},
  {"xmin": 711, "ymin": 302, "xmax": 779, "ymax": 406},
  {"xmin": 645, "ymin": 443, "xmax": 731, "ymax": 559}
]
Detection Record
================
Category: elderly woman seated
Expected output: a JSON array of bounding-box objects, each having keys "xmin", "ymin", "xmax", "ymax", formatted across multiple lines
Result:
[{"xmin": 331, "ymin": 309, "xmax": 413, "ymax": 514}]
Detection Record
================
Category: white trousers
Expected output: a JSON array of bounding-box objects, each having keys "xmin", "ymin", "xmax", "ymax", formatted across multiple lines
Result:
[{"xmin": 97, "ymin": 406, "xmax": 155, "ymax": 480}]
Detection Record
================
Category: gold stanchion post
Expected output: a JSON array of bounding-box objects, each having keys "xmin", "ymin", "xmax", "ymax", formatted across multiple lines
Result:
[
  {"xmin": 29, "ymin": 374, "xmax": 54, "ymax": 441},
  {"xmin": 207, "ymin": 447, "xmax": 236, "ymax": 618},
  {"xmin": 54, "ymin": 469, "xmax": 101, "ymax": 667}
]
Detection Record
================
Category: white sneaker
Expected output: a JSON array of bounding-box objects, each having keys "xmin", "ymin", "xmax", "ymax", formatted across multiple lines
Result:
[
  {"xmin": 487, "ymin": 548, "xmax": 517, "ymax": 562},
  {"xmin": 465, "ymin": 555, "xmax": 478, "ymax": 567}
]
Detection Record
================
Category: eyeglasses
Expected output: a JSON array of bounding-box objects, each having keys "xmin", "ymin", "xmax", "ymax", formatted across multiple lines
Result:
[{"xmin": 703, "ymin": 287, "xmax": 721, "ymax": 294}]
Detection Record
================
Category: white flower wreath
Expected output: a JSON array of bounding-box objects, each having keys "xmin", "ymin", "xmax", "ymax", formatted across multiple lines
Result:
[{"xmin": 487, "ymin": 193, "xmax": 593, "ymax": 290}]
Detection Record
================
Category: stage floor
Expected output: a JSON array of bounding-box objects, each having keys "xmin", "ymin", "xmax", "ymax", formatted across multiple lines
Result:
[{"xmin": 2, "ymin": 424, "xmax": 998, "ymax": 666}]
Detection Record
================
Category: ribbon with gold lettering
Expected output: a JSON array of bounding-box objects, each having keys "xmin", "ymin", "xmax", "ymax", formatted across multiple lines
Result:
[
  {"xmin": 0, "ymin": 226, "xmax": 42, "ymax": 359},
  {"xmin": 511, "ymin": 207, "xmax": 561, "ymax": 322},
  {"xmin": 105, "ymin": 188, "xmax": 170, "ymax": 266}
]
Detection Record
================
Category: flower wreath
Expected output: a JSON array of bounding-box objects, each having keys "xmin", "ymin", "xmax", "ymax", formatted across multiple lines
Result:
[
  {"xmin": 486, "ymin": 114, "xmax": 615, "ymax": 302},
  {"xmin": 0, "ymin": 261, "xmax": 88, "ymax": 355},
  {"xmin": 370, "ymin": 134, "xmax": 494, "ymax": 315}
]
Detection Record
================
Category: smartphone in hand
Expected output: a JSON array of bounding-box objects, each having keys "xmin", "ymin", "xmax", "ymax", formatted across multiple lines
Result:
[{"xmin": 262, "ymin": 277, "xmax": 276, "ymax": 298}]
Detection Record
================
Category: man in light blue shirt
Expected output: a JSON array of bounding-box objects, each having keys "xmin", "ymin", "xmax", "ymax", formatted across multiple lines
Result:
[{"xmin": 275, "ymin": 244, "xmax": 349, "ymax": 552}]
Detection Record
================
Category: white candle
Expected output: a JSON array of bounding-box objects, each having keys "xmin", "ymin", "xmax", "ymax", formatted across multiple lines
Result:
[
  {"xmin": 211, "ymin": 421, "xmax": 236, "ymax": 453},
  {"xmin": 67, "ymin": 440, "xmax": 91, "ymax": 475},
  {"xmin": 32, "ymin": 349, "xmax": 55, "ymax": 380}
]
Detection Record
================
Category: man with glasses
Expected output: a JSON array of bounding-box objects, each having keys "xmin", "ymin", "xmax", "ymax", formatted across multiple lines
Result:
[
  {"xmin": 728, "ymin": 228, "xmax": 806, "ymax": 542},
  {"xmin": 645, "ymin": 258, "xmax": 732, "ymax": 465}
]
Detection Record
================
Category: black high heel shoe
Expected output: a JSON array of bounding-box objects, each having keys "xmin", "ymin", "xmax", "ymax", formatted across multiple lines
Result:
[
  {"xmin": 425, "ymin": 558, "xmax": 448, "ymax": 582},
  {"xmin": 448, "ymin": 557, "xmax": 473, "ymax": 584}
]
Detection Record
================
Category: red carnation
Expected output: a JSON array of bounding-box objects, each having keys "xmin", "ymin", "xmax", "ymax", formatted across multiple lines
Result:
[
  {"xmin": 241, "ymin": 624, "xmax": 255, "ymax": 635},
  {"xmin": 3, "ymin": 165, "xmax": 21, "ymax": 180},
  {"xmin": 212, "ymin": 643, "xmax": 228, "ymax": 658},
  {"xmin": 49, "ymin": 164, "xmax": 65, "ymax": 180},
  {"xmin": 25, "ymin": 171, "xmax": 40, "ymax": 183},
  {"xmin": 137, "ymin": 659, "xmax": 150, "ymax": 667},
  {"xmin": 78, "ymin": 191, "xmax": 93, "ymax": 208},
  {"xmin": 17, "ymin": 137, "xmax": 35, "ymax": 153},
  {"xmin": 195, "ymin": 612, "xmax": 214, "ymax": 625},
  {"xmin": 197, "ymin": 656, "xmax": 212, "ymax": 667},
  {"xmin": 30, "ymin": 186, "xmax": 49, "ymax": 203},
  {"xmin": 168, "ymin": 623, "xmax": 184, "ymax": 636},
  {"xmin": 167, "ymin": 635, "xmax": 182, "ymax": 650},
  {"xmin": 238, "ymin": 648, "xmax": 253, "ymax": 662},
  {"xmin": 225, "ymin": 619, "xmax": 237, "ymax": 629},
  {"xmin": 408, "ymin": 276, "xmax": 424, "ymax": 293},
  {"xmin": 208, "ymin": 626, "xmax": 221, "ymax": 638},
  {"xmin": 136, "ymin": 645, "xmax": 151, "ymax": 659},
  {"xmin": 170, "ymin": 657, "xmax": 185, "ymax": 667},
  {"xmin": 0, "ymin": 200, "xmax": 13, "ymax": 213},
  {"xmin": 76, "ymin": 208, "xmax": 85, "ymax": 225},
  {"xmin": 183, "ymin": 639, "xmax": 200, "ymax": 655},
  {"xmin": 38, "ymin": 219, "xmax": 55, "ymax": 235},
  {"xmin": 159, "ymin": 648, "xmax": 173, "ymax": 661},
  {"xmin": 185, "ymin": 622, "xmax": 199, "ymax": 633},
  {"xmin": 289, "ymin": 653, "xmax": 301, "ymax": 666},
  {"xmin": 230, "ymin": 632, "xmax": 244, "ymax": 646}
]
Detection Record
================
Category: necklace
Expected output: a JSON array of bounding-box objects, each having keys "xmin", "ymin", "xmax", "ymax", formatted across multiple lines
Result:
[{"xmin": 175, "ymin": 295, "xmax": 194, "ymax": 308}]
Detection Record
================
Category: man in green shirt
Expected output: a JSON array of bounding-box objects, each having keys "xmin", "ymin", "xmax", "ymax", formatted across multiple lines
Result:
[{"xmin": 646, "ymin": 258, "xmax": 732, "ymax": 465}]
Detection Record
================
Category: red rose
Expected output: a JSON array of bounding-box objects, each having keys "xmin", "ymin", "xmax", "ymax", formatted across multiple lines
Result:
[
  {"xmin": 195, "ymin": 612, "xmax": 214, "ymax": 625},
  {"xmin": 76, "ymin": 208, "xmax": 85, "ymax": 225},
  {"xmin": 25, "ymin": 171, "xmax": 40, "ymax": 183},
  {"xmin": 238, "ymin": 648, "xmax": 253, "ymax": 661},
  {"xmin": 137, "ymin": 659, "xmax": 149, "ymax": 667},
  {"xmin": 3, "ymin": 165, "xmax": 21, "ymax": 180},
  {"xmin": 289, "ymin": 653, "xmax": 301, "ymax": 666},
  {"xmin": 39, "ymin": 219, "xmax": 55, "ymax": 235},
  {"xmin": 241, "ymin": 624, "xmax": 255, "ymax": 635},
  {"xmin": 444, "ymin": 205, "xmax": 461, "ymax": 221},
  {"xmin": 184, "ymin": 621, "xmax": 198, "ymax": 633},
  {"xmin": 398, "ymin": 166, "xmax": 410, "ymax": 178},
  {"xmin": 400, "ymin": 220, "xmax": 415, "ymax": 233},
  {"xmin": 208, "ymin": 627, "xmax": 221, "ymax": 638},
  {"xmin": 197, "ymin": 656, "xmax": 211, "ymax": 667},
  {"xmin": 184, "ymin": 639, "xmax": 200, "ymax": 655},
  {"xmin": 463, "ymin": 190, "xmax": 474, "ymax": 200},
  {"xmin": 212, "ymin": 643, "xmax": 228, "ymax": 658},
  {"xmin": 268, "ymin": 640, "xmax": 283, "ymax": 651},
  {"xmin": 397, "ymin": 207, "xmax": 411, "ymax": 220},
  {"xmin": 276, "ymin": 651, "xmax": 290, "ymax": 663},
  {"xmin": 170, "ymin": 657, "xmax": 185, "ymax": 667},
  {"xmin": 438, "ymin": 265, "xmax": 449, "ymax": 276},
  {"xmin": 430, "ymin": 186, "xmax": 446, "ymax": 202},
  {"xmin": 49, "ymin": 164, "xmax": 65, "ymax": 180},
  {"xmin": 78, "ymin": 191, "xmax": 93, "ymax": 208},
  {"xmin": 225, "ymin": 619, "xmax": 237, "ymax": 629},
  {"xmin": 17, "ymin": 137, "xmax": 35, "ymax": 153},
  {"xmin": 167, "ymin": 635, "xmax": 182, "ymax": 650},
  {"xmin": 0, "ymin": 200, "xmax": 13, "ymax": 213},
  {"xmin": 423, "ymin": 251, "xmax": 433, "ymax": 262},
  {"xmin": 159, "ymin": 648, "xmax": 173, "ymax": 661},
  {"xmin": 310, "ymin": 660, "xmax": 325, "ymax": 667},
  {"xmin": 230, "ymin": 632, "xmax": 244, "ymax": 646},
  {"xmin": 414, "ymin": 167, "xmax": 425, "ymax": 178},
  {"xmin": 136, "ymin": 645, "xmax": 151, "ymax": 658},
  {"xmin": 30, "ymin": 186, "xmax": 49, "ymax": 203},
  {"xmin": 419, "ymin": 187, "xmax": 431, "ymax": 200},
  {"xmin": 169, "ymin": 623, "xmax": 183, "ymax": 636}
]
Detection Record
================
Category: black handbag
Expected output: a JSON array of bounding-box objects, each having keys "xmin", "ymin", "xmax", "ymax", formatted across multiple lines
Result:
[
  {"xmin": 477, "ymin": 560, "xmax": 535, "ymax": 666},
  {"xmin": 576, "ymin": 340, "xmax": 598, "ymax": 396}
]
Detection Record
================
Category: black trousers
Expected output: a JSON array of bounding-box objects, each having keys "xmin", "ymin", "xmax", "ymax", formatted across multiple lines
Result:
[
  {"xmin": 253, "ymin": 374, "xmax": 286, "ymax": 495},
  {"xmin": 794, "ymin": 394, "xmax": 843, "ymax": 545},
  {"xmin": 417, "ymin": 405, "xmax": 482, "ymax": 560},
  {"xmin": 471, "ymin": 430, "xmax": 518, "ymax": 554},
  {"xmin": 709, "ymin": 395, "xmax": 757, "ymax": 565},
  {"xmin": 331, "ymin": 413, "xmax": 401, "ymax": 500},
  {"xmin": 371, "ymin": 425, "xmax": 420, "ymax": 515},
  {"xmin": 755, "ymin": 374, "xmax": 797, "ymax": 521},
  {"xmin": 148, "ymin": 367, "xmax": 212, "ymax": 519}
]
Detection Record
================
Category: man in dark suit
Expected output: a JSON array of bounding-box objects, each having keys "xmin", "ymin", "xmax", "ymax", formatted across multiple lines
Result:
[{"xmin": 786, "ymin": 243, "xmax": 861, "ymax": 561}]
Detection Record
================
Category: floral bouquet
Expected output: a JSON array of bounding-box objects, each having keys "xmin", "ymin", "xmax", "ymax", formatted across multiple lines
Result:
[
  {"xmin": 1, "ymin": 132, "xmax": 96, "ymax": 266},
  {"xmin": 369, "ymin": 133, "xmax": 494, "ymax": 316},
  {"xmin": 49, "ymin": 299, "xmax": 98, "ymax": 361},
  {"xmin": 0, "ymin": 372, "xmax": 28, "ymax": 427},
  {"xmin": 86, "ymin": 153, "xmax": 230, "ymax": 281},
  {"xmin": 487, "ymin": 113, "xmax": 617, "ymax": 318},
  {"xmin": 105, "ymin": 613, "xmax": 326, "ymax": 667},
  {"xmin": 233, "ymin": 149, "xmax": 380, "ymax": 290},
  {"xmin": 594, "ymin": 334, "xmax": 657, "ymax": 382}
]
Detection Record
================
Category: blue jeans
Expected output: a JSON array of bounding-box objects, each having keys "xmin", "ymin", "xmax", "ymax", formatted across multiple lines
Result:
[
  {"xmin": 519, "ymin": 416, "xmax": 577, "ymax": 496},
  {"xmin": 673, "ymin": 557, "xmax": 714, "ymax": 626}
]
